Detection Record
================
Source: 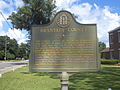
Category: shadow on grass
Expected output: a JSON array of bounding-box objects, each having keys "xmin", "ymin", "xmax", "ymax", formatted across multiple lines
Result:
[
  {"xmin": 21, "ymin": 71, "xmax": 60, "ymax": 79},
  {"xmin": 69, "ymin": 67, "xmax": 120, "ymax": 90},
  {"xmin": 21, "ymin": 72, "xmax": 32, "ymax": 74},
  {"xmin": 21, "ymin": 67, "xmax": 120, "ymax": 90}
]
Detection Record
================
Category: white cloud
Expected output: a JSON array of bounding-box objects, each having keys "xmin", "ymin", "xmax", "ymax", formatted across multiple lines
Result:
[
  {"xmin": 14, "ymin": 0, "xmax": 24, "ymax": 8},
  {"xmin": 7, "ymin": 28, "xmax": 28, "ymax": 44},
  {"xmin": 0, "ymin": 1, "xmax": 9, "ymax": 10},
  {"xmin": 55, "ymin": 0, "xmax": 80, "ymax": 11},
  {"xmin": 0, "ymin": 28, "xmax": 28, "ymax": 44},
  {"xmin": 0, "ymin": 30, "xmax": 6, "ymax": 36},
  {"xmin": 55, "ymin": 1, "xmax": 120, "ymax": 47},
  {"xmin": 0, "ymin": 0, "xmax": 26, "ymax": 44},
  {"xmin": 16, "ymin": 0, "xmax": 24, "ymax": 6},
  {"xmin": 70, "ymin": 3, "xmax": 93, "ymax": 20}
]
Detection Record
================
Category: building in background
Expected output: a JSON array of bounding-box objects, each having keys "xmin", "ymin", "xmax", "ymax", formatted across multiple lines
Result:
[
  {"xmin": 109, "ymin": 27, "xmax": 120, "ymax": 59},
  {"xmin": 101, "ymin": 48, "xmax": 110, "ymax": 59},
  {"xmin": 101, "ymin": 27, "xmax": 120, "ymax": 60}
]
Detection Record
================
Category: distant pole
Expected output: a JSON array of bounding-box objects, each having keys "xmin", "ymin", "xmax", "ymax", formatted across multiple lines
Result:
[{"xmin": 4, "ymin": 35, "xmax": 7, "ymax": 60}]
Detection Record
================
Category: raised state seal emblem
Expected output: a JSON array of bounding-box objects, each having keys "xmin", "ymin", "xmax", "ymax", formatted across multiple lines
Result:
[{"xmin": 56, "ymin": 12, "xmax": 71, "ymax": 28}]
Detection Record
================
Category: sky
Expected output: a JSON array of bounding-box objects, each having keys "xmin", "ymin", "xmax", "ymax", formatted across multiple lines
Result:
[{"xmin": 0, "ymin": 0, "xmax": 120, "ymax": 46}]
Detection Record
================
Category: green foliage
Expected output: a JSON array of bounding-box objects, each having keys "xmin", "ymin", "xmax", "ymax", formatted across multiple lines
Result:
[
  {"xmin": 6, "ymin": 52, "xmax": 15, "ymax": 60},
  {"xmin": 0, "ymin": 36, "xmax": 5, "ymax": 50},
  {"xmin": 99, "ymin": 42, "xmax": 106, "ymax": 52},
  {"xmin": 0, "ymin": 50, "xmax": 5, "ymax": 60},
  {"xmin": 101, "ymin": 59, "xmax": 120, "ymax": 65},
  {"xmin": 0, "ymin": 36, "xmax": 19, "ymax": 60},
  {"xmin": 0, "ymin": 36, "xmax": 30, "ymax": 60},
  {"xmin": 0, "ymin": 66, "xmax": 59, "ymax": 90},
  {"xmin": 8, "ymin": 0, "xmax": 56, "ymax": 31},
  {"xmin": 7, "ymin": 39, "xmax": 19, "ymax": 58},
  {"xmin": 18, "ymin": 43, "xmax": 30, "ymax": 59}
]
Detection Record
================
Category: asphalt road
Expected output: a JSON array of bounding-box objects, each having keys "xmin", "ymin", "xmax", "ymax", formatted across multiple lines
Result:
[
  {"xmin": 0, "ymin": 60, "xmax": 28, "ymax": 74},
  {"xmin": 0, "ymin": 61, "xmax": 28, "ymax": 69}
]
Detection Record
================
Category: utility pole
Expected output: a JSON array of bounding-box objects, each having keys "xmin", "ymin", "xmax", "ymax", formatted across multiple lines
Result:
[
  {"xmin": 4, "ymin": 35, "xmax": 7, "ymax": 60},
  {"xmin": 0, "ymin": 11, "xmax": 11, "ymax": 61}
]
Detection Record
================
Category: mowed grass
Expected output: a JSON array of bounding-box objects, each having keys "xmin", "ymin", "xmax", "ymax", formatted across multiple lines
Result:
[
  {"xmin": 0, "ymin": 66, "xmax": 60, "ymax": 90},
  {"xmin": 69, "ymin": 66, "xmax": 120, "ymax": 90},
  {"xmin": 0, "ymin": 66, "xmax": 120, "ymax": 90}
]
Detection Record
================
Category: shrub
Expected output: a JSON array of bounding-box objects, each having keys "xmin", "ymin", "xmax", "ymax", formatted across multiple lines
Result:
[
  {"xmin": 6, "ymin": 52, "xmax": 15, "ymax": 60},
  {"xmin": 101, "ymin": 59, "xmax": 120, "ymax": 65},
  {"xmin": 0, "ymin": 50, "xmax": 5, "ymax": 60}
]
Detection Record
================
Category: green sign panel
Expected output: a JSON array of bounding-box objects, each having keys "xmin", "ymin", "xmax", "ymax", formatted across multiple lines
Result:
[{"xmin": 29, "ymin": 11, "xmax": 100, "ymax": 72}]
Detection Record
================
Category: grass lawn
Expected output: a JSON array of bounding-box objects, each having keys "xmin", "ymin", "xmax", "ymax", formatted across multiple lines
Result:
[
  {"xmin": 0, "ymin": 60, "xmax": 23, "ymax": 62},
  {"xmin": 0, "ymin": 66, "xmax": 120, "ymax": 90},
  {"xmin": 0, "ymin": 66, "xmax": 60, "ymax": 90}
]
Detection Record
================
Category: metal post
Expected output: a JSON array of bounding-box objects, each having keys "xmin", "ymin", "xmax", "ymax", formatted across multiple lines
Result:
[
  {"xmin": 61, "ymin": 72, "xmax": 69, "ymax": 90},
  {"xmin": 4, "ymin": 35, "xmax": 7, "ymax": 60}
]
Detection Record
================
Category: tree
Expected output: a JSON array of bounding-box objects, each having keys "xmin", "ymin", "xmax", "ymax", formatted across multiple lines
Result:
[
  {"xmin": 7, "ymin": 38, "xmax": 19, "ymax": 58},
  {"xmin": 0, "ymin": 36, "xmax": 10, "ymax": 60},
  {"xmin": 0, "ymin": 50, "xmax": 4, "ymax": 60},
  {"xmin": 8, "ymin": 0, "xmax": 56, "ymax": 31},
  {"xmin": 0, "ymin": 36, "xmax": 19, "ymax": 60},
  {"xmin": 0, "ymin": 36, "xmax": 6, "ymax": 50},
  {"xmin": 0, "ymin": 36, "xmax": 30, "ymax": 60},
  {"xmin": 6, "ymin": 52, "xmax": 15, "ymax": 60},
  {"xmin": 18, "ymin": 43, "xmax": 30, "ymax": 59},
  {"xmin": 99, "ymin": 42, "xmax": 106, "ymax": 52}
]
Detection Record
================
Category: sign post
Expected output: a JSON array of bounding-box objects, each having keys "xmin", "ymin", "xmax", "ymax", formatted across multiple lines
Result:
[
  {"xmin": 61, "ymin": 72, "xmax": 69, "ymax": 90},
  {"xmin": 29, "ymin": 10, "xmax": 100, "ymax": 89}
]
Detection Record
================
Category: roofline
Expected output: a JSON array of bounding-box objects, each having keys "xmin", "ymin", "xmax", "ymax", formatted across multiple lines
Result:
[
  {"xmin": 108, "ymin": 26, "xmax": 120, "ymax": 33},
  {"xmin": 101, "ymin": 48, "xmax": 110, "ymax": 52}
]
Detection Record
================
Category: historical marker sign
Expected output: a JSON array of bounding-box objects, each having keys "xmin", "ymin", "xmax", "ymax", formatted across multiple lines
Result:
[{"xmin": 29, "ymin": 11, "xmax": 100, "ymax": 72}]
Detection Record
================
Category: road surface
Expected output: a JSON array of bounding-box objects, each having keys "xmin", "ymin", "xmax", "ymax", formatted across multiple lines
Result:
[{"xmin": 0, "ymin": 60, "xmax": 28, "ymax": 74}]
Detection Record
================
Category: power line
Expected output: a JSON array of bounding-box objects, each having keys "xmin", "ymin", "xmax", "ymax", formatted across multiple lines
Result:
[
  {"xmin": 0, "ymin": 2, "xmax": 26, "ymax": 42},
  {"xmin": 0, "ymin": 11, "xmax": 19, "ymax": 39},
  {"xmin": 11, "ymin": 27, "xmax": 18, "ymax": 38},
  {"xmin": 0, "ymin": 11, "xmax": 12, "ymax": 29},
  {"xmin": 11, "ymin": 0, "xmax": 23, "ymax": 40}
]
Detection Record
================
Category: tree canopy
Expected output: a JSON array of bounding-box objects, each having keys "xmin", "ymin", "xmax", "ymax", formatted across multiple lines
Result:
[
  {"xmin": 8, "ymin": 0, "xmax": 56, "ymax": 31},
  {"xmin": 0, "ymin": 36, "xmax": 30, "ymax": 60},
  {"xmin": 99, "ymin": 42, "xmax": 106, "ymax": 52}
]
